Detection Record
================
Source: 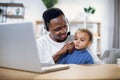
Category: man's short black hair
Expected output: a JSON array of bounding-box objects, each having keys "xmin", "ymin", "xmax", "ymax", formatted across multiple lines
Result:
[{"xmin": 42, "ymin": 8, "xmax": 64, "ymax": 31}]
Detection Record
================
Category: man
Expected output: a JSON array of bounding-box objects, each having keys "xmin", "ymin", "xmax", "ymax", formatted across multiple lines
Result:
[{"xmin": 36, "ymin": 8, "xmax": 101, "ymax": 64}]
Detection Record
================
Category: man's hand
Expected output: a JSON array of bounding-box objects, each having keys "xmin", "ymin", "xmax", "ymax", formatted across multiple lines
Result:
[
  {"xmin": 53, "ymin": 42, "xmax": 74, "ymax": 63},
  {"xmin": 61, "ymin": 42, "xmax": 74, "ymax": 54}
]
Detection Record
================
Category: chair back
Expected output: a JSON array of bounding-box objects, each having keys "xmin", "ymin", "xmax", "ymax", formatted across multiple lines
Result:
[{"xmin": 101, "ymin": 48, "xmax": 120, "ymax": 64}]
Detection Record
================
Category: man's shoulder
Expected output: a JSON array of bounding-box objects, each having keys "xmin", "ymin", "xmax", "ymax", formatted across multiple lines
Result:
[{"xmin": 36, "ymin": 34, "xmax": 49, "ymax": 43}]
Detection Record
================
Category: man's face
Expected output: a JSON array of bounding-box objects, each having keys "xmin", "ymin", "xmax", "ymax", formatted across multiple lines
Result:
[{"xmin": 49, "ymin": 15, "xmax": 68, "ymax": 42}]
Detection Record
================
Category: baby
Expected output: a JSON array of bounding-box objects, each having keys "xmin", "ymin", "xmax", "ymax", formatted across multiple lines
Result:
[{"xmin": 57, "ymin": 28, "xmax": 94, "ymax": 64}]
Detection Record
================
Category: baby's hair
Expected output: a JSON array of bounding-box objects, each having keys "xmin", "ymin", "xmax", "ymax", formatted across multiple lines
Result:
[{"xmin": 74, "ymin": 28, "xmax": 93, "ymax": 42}]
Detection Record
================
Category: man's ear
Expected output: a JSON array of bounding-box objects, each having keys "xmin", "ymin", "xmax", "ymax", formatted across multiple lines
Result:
[
  {"xmin": 44, "ymin": 26, "xmax": 49, "ymax": 31},
  {"xmin": 43, "ymin": 21, "xmax": 49, "ymax": 31}
]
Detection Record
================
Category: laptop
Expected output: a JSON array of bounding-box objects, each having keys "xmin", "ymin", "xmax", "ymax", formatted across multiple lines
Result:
[{"xmin": 0, "ymin": 21, "xmax": 69, "ymax": 73}]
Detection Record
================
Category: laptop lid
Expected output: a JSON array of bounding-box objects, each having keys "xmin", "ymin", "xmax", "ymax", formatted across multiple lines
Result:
[
  {"xmin": 0, "ymin": 22, "xmax": 69, "ymax": 73},
  {"xmin": 0, "ymin": 22, "xmax": 43, "ymax": 72}
]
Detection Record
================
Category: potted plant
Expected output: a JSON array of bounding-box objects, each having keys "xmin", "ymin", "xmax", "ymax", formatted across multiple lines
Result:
[
  {"xmin": 83, "ymin": 6, "xmax": 95, "ymax": 28},
  {"xmin": 42, "ymin": 0, "xmax": 58, "ymax": 9},
  {"xmin": 15, "ymin": 8, "xmax": 20, "ymax": 15},
  {"xmin": 84, "ymin": 6, "xmax": 95, "ymax": 15}
]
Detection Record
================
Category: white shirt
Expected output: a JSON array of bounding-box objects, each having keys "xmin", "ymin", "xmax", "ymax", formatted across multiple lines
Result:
[
  {"xmin": 36, "ymin": 33, "xmax": 101, "ymax": 64},
  {"xmin": 36, "ymin": 33, "xmax": 72, "ymax": 64}
]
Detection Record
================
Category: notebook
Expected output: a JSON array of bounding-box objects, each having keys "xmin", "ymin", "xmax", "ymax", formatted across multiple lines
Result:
[{"xmin": 0, "ymin": 21, "xmax": 69, "ymax": 73}]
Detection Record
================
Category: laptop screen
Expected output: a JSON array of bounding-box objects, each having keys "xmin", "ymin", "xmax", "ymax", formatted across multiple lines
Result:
[{"xmin": 0, "ymin": 22, "xmax": 42, "ymax": 72}]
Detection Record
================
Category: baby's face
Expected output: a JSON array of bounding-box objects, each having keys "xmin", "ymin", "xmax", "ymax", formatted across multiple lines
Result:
[{"xmin": 73, "ymin": 31, "xmax": 91, "ymax": 50}]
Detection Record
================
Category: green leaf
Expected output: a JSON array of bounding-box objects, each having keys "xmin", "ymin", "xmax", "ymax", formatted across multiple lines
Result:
[
  {"xmin": 84, "ymin": 8, "xmax": 89, "ymax": 13},
  {"xmin": 42, "ymin": 0, "xmax": 58, "ymax": 9},
  {"xmin": 88, "ymin": 6, "xmax": 92, "ymax": 12},
  {"xmin": 91, "ymin": 9, "xmax": 95, "ymax": 14}
]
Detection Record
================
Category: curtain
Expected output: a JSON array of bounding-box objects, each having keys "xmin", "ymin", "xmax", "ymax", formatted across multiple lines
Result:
[{"xmin": 112, "ymin": 0, "xmax": 120, "ymax": 48}]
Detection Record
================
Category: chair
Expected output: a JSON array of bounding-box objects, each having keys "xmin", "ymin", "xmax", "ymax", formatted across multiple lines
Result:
[{"xmin": 101, "ymin": 48, "xmax": 120, "ymax": 64}]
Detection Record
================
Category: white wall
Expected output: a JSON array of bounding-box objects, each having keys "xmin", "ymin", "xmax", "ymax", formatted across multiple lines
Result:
[
  {"xmin": 0, "ymin": 0, "xmax": 114, "ymax": 55},
  {"xmin": 0, "ymin": 0, "xmax": 46, "ymax": 23}
]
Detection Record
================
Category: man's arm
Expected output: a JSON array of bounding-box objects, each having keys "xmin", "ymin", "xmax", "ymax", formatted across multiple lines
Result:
[{"xmin": 53, "ymin": 42, "xmax": 74, "ymax": 63}]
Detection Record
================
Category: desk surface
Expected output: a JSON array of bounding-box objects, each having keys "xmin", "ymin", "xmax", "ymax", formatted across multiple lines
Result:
[{"xmin": 0, "ymin": 64, "xmax": 120, "ymax": 80}]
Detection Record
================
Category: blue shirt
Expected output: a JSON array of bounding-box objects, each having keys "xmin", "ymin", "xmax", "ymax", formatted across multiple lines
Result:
[{"xmin": 57, "ymin": 49, "xmax": 94, "ymax": 64}]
